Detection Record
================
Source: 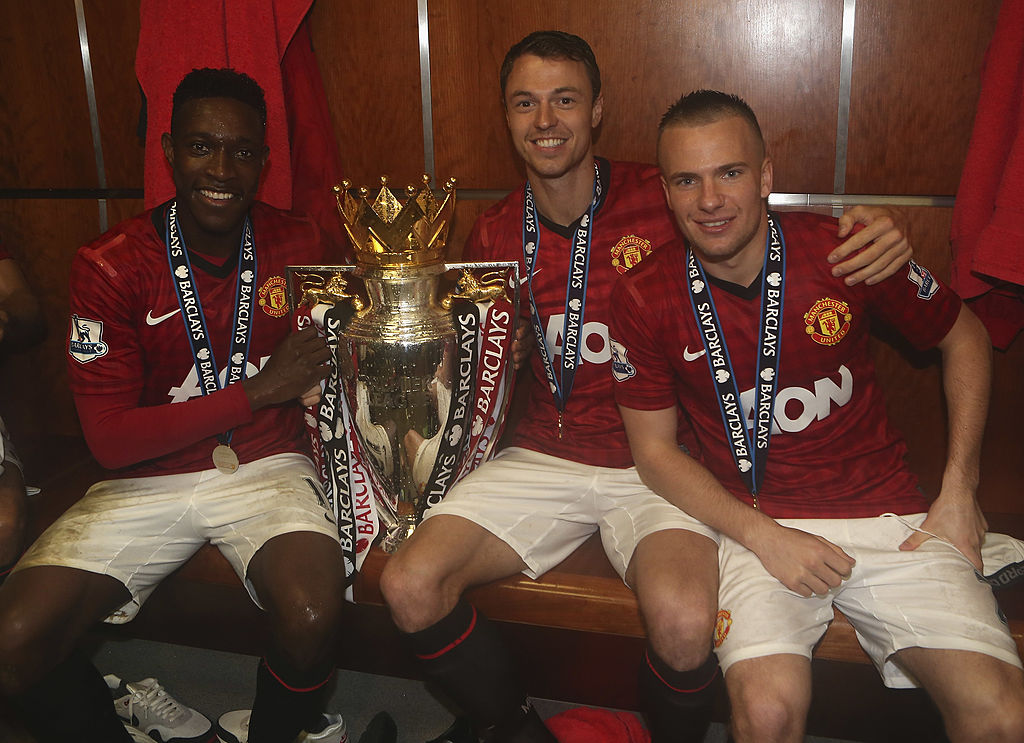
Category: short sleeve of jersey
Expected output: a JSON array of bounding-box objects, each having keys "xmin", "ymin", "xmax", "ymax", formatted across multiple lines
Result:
[
  {"xmin": 609, "ymin": 253, "xmax": 680, "ymax": 411},
  {"xmin": 863, "ymin": 260, "xmax": 962, "ymax": 350}
]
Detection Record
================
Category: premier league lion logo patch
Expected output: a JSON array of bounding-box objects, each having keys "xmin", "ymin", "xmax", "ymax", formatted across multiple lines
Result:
[
  {"xmin": 906, "ymin": 261, "xmax": 939, "ymax": 300},
  {"xmin": 610, "ymin": 339, "xmax": 637, "ymax": 382},
  {"xmin": 804, "ymin": 298, "xmax": 852, "ymax": 346},
  {"xmin": 258, "ymin": 275, "xmax": 289, "ymax": 317},
  {"xmin": 611, "ymin": 235, "xmax": 652, "ymax": 275},
  {"xmin": 68, "ymin": 315, "xmax": 109, "ymax": 363}
]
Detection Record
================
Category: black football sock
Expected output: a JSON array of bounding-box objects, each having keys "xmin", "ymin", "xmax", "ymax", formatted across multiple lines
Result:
[
  {"xmin": 11, "ymin": 649, "xmax": 133, "ymax": 743},
  {"xmin": 639, "ymin": 646, "xmax": 720, "ymax": 743},
  {"xmin": 247, "ymin": 655, "xmax": 334, "ymax": 743},
  {"xmin": 408, "ymin": 600, "xmax": 554, "ymax": 741}
]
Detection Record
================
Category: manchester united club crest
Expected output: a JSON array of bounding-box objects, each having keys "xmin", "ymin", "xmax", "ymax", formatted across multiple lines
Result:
[
  {"xmin": 258, "ymin": 275, "xmax": 289, "ymax": 317},
  {"xmin": 804, "ymin": 297, "xmax": 852, "ymax": 346},
  {"xmin": 714, "ymin": 609, "xmax": 732, "ymax": 647},
  {"xmin": 611, "ymin": 235, "xmax": 652, "ymax": 274}
]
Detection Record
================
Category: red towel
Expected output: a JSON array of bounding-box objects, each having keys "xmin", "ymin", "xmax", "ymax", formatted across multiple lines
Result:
[
  {"xmin": 950, "ymin": 0, "xmax": 1024, "ymax": 348},
  {"xmin": 135, "ymin": 0, "xmax": 344, "ymax": 252},
  {"xmin": 281, "ymin": 21, "xmax": 346, "ymax": 253},
  {"xmin": 545, "ymin": 707, "xmax": 651, "ymax": 743}
]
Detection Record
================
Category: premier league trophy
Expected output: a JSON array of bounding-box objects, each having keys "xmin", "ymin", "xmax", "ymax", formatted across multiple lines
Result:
[{"xmin": 288, "ymin": 175, "xmax": 518, "ymax": 591}]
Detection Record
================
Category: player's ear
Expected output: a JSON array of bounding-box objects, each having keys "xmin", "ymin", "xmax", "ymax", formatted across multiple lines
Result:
[
  {"xmin": 591, "ymin": 93, "xmax": 604, "ymax": 128},
  {"xmin": 161, "ymin": 132, "xmax": 175, "ymax": 168},
  {"xmin": 760, "ymin": 156, "xmax": 773, "ymax": 199}
]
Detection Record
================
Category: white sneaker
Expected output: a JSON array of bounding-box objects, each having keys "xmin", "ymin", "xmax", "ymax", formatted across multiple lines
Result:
[
  {"xmin": 105, "ymin": 674, "xmax": 213, "ymax": 743},
  {"xmin": 216, "ymin": 710, "xmax": 348, "ymax": 743},
  {"xmin": 125, "ymin": 723, "xmax": 156, "ymax": 743}
]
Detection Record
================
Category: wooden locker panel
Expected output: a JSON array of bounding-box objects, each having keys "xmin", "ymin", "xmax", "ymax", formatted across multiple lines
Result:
[
  {"xmin": 427, "ymin": 0, "xmax": 842, "ymax": 193},
  {"xmin": 0, "ymin": 1, "xmax": 97, "ymax": 188},
  {"xmin": 846, "ymin": 0, "xmax": 998, "ymax": 195},
  {"xmin": 83, "ymin": 0, "xmax": 144, "ymax": 189},
  {"xmin": 309, "ymin": 0, "xmax": 426, "ymax": 187}
]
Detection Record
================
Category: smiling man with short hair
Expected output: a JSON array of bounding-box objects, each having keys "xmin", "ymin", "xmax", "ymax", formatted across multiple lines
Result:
[
  {"xmin": 611, "ymin": 88, "xmax": 1024, "ymax": 743},
  {"xmin": 0, "ymin": 68, "xmax": 347, "ymax": 743}
]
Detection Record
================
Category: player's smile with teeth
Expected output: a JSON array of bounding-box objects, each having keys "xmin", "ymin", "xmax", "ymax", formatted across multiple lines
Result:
[{"xmin": 199, "ymin": 188, "xmax": 235, "ymax": 201}]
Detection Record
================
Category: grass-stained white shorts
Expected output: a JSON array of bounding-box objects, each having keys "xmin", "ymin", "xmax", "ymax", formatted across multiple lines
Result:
[
  {"xmin": 423, "ymin": 446, "xmax": 718, "ymax": 582},
  {"xmin": 15, "ymin": 452, "xmax": 339, "ymax": 624},
  {"xmin": 715, "ymin": 512, "xmax": 1022, "ymax": 688}
]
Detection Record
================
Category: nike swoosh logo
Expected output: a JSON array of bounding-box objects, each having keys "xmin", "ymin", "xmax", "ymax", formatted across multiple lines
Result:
[
  {"xmin": 519, "ymin": 268, "xmax": 542, "ymax": 285},
  {"xmin": 683, "ymin": 346, "xmax": 706, "ymax": 362},
  {"xmin": 146, "ymin": 308, "xmax": 182, "ymax": 326}
]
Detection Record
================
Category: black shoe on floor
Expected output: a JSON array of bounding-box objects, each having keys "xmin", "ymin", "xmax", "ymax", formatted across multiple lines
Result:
[{"xmin": 357, "ymin": 711, "xmax": 398, "ymax": 743}]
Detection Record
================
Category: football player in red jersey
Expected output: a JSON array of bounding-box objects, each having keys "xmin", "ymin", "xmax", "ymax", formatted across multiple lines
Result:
[
  {"xmin": 612, "ymin": 89, "xmax": 1024, "ymax": 742},
  {"xmin": 381, "ymin": 32, "xmax": 915, "ymax": 742},
  {"xmin": 0, "ymin": 69, "xmax": 347, "ymax": 743}
]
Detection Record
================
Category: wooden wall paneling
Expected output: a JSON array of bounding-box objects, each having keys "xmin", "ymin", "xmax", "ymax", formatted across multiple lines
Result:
[
  {"xmin": 424, "ymin": 0, "xmax": 517, "ymax": 188},
  {"xmin": 105, "ymin": 198, "xmax": 145, "ymax": 229},
  {"xmin": 985, "ymin": 333, "xmax": 1024, "ymax": 513},
  {"xmin": 0, "ymin": 1, "xmax": 97, "ymax": 188},
  {"xmin": 869, "ymin": 209, "xmax": 950, "ymax": 502},
  {"xmin": 845, "ymin": 0, "xmax": 998, "ymax": 196},
  {"xmin": 83, "ymin": 0, "xmax": 144, "ymax": 188},
  {"xmin": 428, "ymin": 0, "xmax": 842, "ymax": 192},
  {"xmin": 309, "ymin": 0, "xmax": 425, "ymax": 188},
  {"xmin": 864, "ymin": 207, "xmax": 1022, "ymax": 512},
  {"xmin": 448, "ymin": 199, "xmax": 493, "ymax": 260}
]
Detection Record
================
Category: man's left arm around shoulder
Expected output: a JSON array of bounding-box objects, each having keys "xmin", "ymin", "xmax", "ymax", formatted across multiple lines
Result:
[{"xmin": 899, "ymin": 304, "xmax": 992, "ymax": 568}]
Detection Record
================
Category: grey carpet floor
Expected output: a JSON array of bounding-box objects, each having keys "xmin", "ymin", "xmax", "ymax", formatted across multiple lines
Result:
[{"xmin": 88, "ymin": 637, "xmax": 860, "ymax": 743}]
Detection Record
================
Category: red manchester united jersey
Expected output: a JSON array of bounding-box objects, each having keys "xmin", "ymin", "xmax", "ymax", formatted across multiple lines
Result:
[
  {"xmin": 611, "ymin": 210, "xmax": 961, "ymax": 518},
  {"xmin": 67, "ymin": 201, "xmax": 326, "ymax": 477},
  {"xmin": 465, "ymin": 159, "xmax": 682, "ymax": 467}
]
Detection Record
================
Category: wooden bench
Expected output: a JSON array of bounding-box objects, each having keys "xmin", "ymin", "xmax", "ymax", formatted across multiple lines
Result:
[{"xmin": 23, "ymin": 435, "xmax": 1024, "ymax": 740}]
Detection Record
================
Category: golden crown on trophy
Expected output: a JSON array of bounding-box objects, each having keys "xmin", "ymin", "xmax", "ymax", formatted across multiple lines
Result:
[{"xmin": 333, "ymin": 174, "xmax": 456, "ymax": 268}]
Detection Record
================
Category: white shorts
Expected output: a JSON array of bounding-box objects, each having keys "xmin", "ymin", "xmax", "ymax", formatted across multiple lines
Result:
[
  {"xmin": 715, "ymin": 513, "xmax": 1023, "ymax": 688},
  {"xmin": 423, "ymin": 446, "xmax": 718, "ymax": 581},
  {"xmin": 15, "ymin": 452, "xmax": 339, "ymax": 624}
]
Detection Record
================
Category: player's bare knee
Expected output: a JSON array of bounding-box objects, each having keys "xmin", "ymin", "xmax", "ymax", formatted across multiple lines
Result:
[
  {"xmin": 269, "ymin": 585, "xmax": 343, "ymax": 647},
  {"xmin": 0, "ymin": 604, "xmax": 44, "ymax": 693},
  {"xmin": 379, "ymin": 551, "xmax": 422, "ymax": 610},
  {"xmin": 379, "ymin": 550, "xmax": 455, "ymax": 632},
  {"xmin": 944, "ymin": 684, "xmax": 1024, "ymax": 742},
  {"xmin": 646, "ymin": 611, "xmax": 716, "ymax": 671},
  {"xmin": 642, "ymin": 594, "xmax": 716, "ymax": 670},
  {"xmin": 728, "ymin": 671, "xmax": 808, "ymax": 743},
  {"xmin": 730, "ymin": 693, "xmax": 804, "ymax": 743},
  {"xmin": 983, "ymin": 705, "xmax": 1024, "ymax": 743}
]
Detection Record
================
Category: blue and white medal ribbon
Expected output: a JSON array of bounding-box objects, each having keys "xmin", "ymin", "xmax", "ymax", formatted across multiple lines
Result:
[
  {"xmin": 165, "ymin": 201, "xmax": 257, "ymax": 474},
  {"xmin": 523, "ymin": 161, "xmax": 601, "ymax": 439},
  {"xmin": 685, "ymin": 212, "xmax": 786, "ymax": 507}
]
